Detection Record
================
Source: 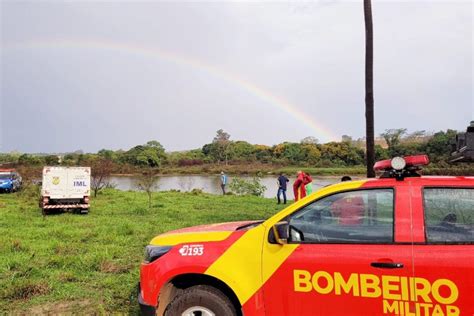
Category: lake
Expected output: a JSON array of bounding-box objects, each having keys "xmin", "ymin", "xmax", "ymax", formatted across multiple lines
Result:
[{"xmin": 108, "ymin": 175, "xmax": 358, "ymax": 199}]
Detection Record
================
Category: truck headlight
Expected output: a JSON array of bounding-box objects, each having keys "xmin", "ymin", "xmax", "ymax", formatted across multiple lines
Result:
[{"xmin": 144, "ymin": 245, "xmax": 172, "ymax": 264}]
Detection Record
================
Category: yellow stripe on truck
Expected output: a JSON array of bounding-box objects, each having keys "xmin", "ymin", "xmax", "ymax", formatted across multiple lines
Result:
[{"xmin": 205, "ymin": 225, "xmax": 298, "ymax": 304}]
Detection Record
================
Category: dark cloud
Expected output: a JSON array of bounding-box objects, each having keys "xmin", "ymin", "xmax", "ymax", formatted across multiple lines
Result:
[{"xmin": 1, "ymin": 0, "xmax": 472, "ymax": 152}]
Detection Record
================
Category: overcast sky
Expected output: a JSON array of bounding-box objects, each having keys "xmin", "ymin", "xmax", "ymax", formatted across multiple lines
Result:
[{"xmin": 1, "ymin": 0, "xmax": 473, "ymax": 153}]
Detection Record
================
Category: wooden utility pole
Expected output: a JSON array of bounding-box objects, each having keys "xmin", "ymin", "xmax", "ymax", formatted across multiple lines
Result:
[{"xmin": 364, "ymin": 0, "xmax": 375, "ymax": 178}]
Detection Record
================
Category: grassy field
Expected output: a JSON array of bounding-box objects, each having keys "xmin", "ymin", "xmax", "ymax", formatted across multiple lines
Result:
[{"xmin": 0, "ymin": 188, "xmax": 284, "ymax": 314}]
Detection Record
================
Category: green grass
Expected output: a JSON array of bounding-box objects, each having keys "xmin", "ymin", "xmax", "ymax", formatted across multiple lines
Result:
[{"xmin": 0, "ymin": 189, "xmax": 284, "ymax": 314}]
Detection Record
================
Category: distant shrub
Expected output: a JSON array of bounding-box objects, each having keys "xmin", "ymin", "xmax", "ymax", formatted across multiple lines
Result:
[
  {"xmin": 104, "ymin": 182, "xmax": 117, "ymax": 189},
  {"xmin": 178, "ymin": 159, "xmax": 204, "ymax": 167},
  {"xmin": 18, "ymin": 181, "xmax": 41, "ymax": 201},
  {"xmin": 190, "ymin": 188, "xmax": 204, "ymax": 195},
  {"xmin": 229, "ymin": 177, "xmax": 266, "ymax": 197}
]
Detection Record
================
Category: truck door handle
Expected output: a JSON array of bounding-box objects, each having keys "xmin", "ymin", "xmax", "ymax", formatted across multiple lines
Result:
[{"xmin": 370, "ymin": 262, "xmax": 404, "ymax": 269}]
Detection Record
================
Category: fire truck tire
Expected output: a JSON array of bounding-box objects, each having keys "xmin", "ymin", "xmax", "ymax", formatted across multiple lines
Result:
[{"xmin": 164, "ymin": 285, "xmax": 237, "ymax": 316}]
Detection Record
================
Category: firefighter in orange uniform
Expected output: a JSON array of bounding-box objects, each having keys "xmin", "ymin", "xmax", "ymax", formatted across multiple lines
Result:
[{"xmin": 293, "ymin": 171, "xmax": 308, "ymax": 202}]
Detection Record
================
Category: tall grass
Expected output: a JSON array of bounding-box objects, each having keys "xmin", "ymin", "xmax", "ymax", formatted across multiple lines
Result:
[{"xmin": 0, "ymin": 189, "xmax": 284, "ymax": 313}]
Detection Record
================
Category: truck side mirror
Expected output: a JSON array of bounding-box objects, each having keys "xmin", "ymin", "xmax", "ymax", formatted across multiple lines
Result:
[{"xmin": 272, "ymin": 221, "xmax": 289, "ymax": 245}]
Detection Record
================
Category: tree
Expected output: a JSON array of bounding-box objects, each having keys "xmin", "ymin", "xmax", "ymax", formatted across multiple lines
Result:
[
  {"xmin": 62, "ymin": 153, "xmax": 79, "ymax": 166},
  {"xmin": 320, "ymin": 142, "xmax": 365, "ymax": 166},
  {"xmin": 300, "ymin": 136, "xmax": 319, "ymax": 145},
  {"xmin": 405, "ymin": 130, "xmax": 426, "ymax": 141},
  {"xmin": 18, "ymin": 154, "xmax": 42, "ymax": 165},
  {"xmin": 381, "ymin": 128, "xmax": 407, "ymax": 156},
  {"xmin": 136, "ymin": 171, "xmax": 159, "ymax": 209},
  {"xmin": 374, "ymin": 145, "xmax": 389, "ymax": 161},
  {"xmin": 211, "ymin": 129, "xmax": 232, "ymax": 165},
  {"xmin": 77, "ymin": 153, "xmax": 96, "ymax": 166},
  {"xmin": 364, "ymin": 0, "xmax": 375, "ymax": 178},
  {"xmin": 254, "ymin": 145, "xmax": 272, "ymax": 163},
  {"xmin": 341, "ymin": 135, "xmax": 353, "ymax": 143},
  {"xmin": 273, "ymin": 142, "xmax": 306, "ymax": 164},
  {"xmin": 44, "ymin": 155, "xmax": 60, "ymax": 166},
  {"xmin": 213, "ymin": 129, "xmax": 230, "ymax": 143},
  {"xmin": 0, "ymin": 152, "xmax": 21, "ymax": 165},
  {"xmin": 123, "ymin": 141, "xmax": 166, "ymax": 167},
  {"xmin": 91, "ymin": 158, "xmax": 115, "ymax": 197},
  {"xmin": 301, "ymin": 144, "xmax": 322, "ymax": 165},
  {"xmin": 228, "ymin": 141, "xmax": 255, "ymax": 161},
  {"xmin": 98, "ymin": 149, "xmax": 118, "ymax": 161},
  {"xmin": 425, "ymin": 130, "xmax": 458, "ymax": 162}
]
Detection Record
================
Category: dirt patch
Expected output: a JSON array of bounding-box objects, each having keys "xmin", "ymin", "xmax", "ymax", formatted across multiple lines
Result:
[
  {"xmin": 7, "ymin": 282, "xmax": 50, "ymax": 300},
  {"xmin": 99, "ymin": 260, "xmax": 132, "ymax": 274},
  {"xmin": 26, "ymin": 299, "xmax": 98, "ymax": 315},
  {"xmin": 53, "ymin": 244, "xmax": 79, "ymax": 256}
]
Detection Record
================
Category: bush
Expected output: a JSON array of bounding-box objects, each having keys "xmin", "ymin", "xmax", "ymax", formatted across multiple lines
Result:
[
  {"xmin": 177, "ymin": 159, "xmax": 204, "ymax": 166},
  {"xmin": 18, "ymin": 181, "xmax": 41, "ymax": 202},
  {"xmin": 229, "ymin": 177, "xmax": 266, "ymax": 197},
  {"xmin": 190, "ymin": 188, "xmax": 204, "ymax": 195}
]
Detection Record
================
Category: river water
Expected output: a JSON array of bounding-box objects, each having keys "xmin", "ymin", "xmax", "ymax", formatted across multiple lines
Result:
[{"xmin": 109, "ymin": 175, "xmax": 356, "ymax": 199}]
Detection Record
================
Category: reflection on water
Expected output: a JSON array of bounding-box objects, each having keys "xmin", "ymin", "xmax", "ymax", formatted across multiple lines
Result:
[{"xmin": 109, "ymin": 175, "xmax": 352, "ymax": 199}]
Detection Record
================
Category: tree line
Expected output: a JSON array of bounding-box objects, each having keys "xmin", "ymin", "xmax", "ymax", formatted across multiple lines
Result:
[{"xmin": 0, "ymin": 128, "xmax": 461, "ymax": 171}]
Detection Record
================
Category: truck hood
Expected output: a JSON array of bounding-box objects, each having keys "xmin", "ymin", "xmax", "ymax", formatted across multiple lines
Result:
[{"xmin": 149, "ymin": 220, "xmax": 262, "ymax": 246}]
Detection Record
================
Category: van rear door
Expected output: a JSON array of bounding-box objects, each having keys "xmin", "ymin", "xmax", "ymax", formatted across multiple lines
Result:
[{"xmin": 42, "ymin": 167, "xmax": 68, "ymax": 198}]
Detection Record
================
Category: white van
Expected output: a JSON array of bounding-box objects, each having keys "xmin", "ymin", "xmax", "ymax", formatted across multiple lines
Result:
[{"xmin": 40, "ymin": 166, "xmax": 91, "ymax": 214}]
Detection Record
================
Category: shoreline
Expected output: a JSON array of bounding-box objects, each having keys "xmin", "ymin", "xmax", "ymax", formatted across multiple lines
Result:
[
  {"xmin": 108, "ymin": 173, "xmax": 362, "ymax": 179},
  {"xmin": 109, "ymin": 165, "xmax": 367, "ymax": 177}
]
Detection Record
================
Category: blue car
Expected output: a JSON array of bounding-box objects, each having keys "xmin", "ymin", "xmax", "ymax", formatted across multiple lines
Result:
[{"xmin": 0, "ymin": 169, "xmax": 22, "ymax": 192}]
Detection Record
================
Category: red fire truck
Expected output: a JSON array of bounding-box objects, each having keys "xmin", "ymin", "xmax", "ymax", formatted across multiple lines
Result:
[{"xmin": 139, "ymin": 155, "xmax": 473, "ymax": 316}]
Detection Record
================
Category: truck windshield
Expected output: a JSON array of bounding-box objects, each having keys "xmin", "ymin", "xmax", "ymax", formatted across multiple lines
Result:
[{"xmin": 0, "ymin": 174, "xmax": 12, "ymax": 179}]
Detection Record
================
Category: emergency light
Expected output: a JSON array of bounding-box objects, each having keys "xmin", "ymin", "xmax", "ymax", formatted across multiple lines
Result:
[
  {"xmin": 390, "ymin": 157, "xmax": 406, "ymax": 170},
  {"xmin": 374, "ymin": 155, "xmax": 429, "ymax": 172},
  {"xmin": 374, "ymin": 155, "xmax": 429, "ymax": 180}
]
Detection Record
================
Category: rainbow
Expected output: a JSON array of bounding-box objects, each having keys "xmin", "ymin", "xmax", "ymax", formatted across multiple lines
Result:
[{"xmin": 5, "ymin": 39, "xmax": 339, "ymax": 142}]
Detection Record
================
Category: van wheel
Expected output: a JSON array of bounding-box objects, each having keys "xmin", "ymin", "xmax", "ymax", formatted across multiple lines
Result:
[{"xmin": 164, "ymin": 285, "xmax": 237, "ymax": 316}]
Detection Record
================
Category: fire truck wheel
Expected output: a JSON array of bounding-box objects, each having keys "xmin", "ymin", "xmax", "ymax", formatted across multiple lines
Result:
[{"xmin": 164, "ymin": 285, "xmax": 237, "ymax": 316}]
